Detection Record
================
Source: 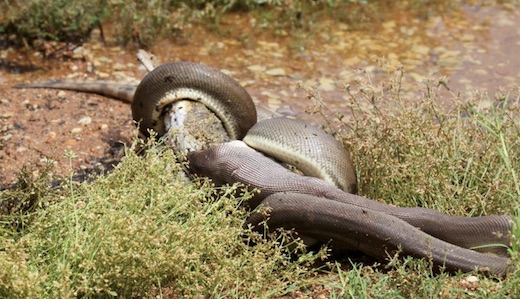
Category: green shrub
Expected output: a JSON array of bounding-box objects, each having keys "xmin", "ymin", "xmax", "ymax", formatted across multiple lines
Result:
[
  {"xmin": 0, "ymin": 0, "xmax": 109, "ymax": 43},
  {"xmin": 0, "ymin": 140, "xmax": 321, "ymax": 298},
  {"xmin": 0, "ymin": 0, "xmax": 470, "ymax": 47}
]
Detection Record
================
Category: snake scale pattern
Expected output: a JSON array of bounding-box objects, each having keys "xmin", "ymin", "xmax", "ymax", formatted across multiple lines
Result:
[{"xmin": 14, "ymin": 61, "xmax": 513, "ymax": 276}]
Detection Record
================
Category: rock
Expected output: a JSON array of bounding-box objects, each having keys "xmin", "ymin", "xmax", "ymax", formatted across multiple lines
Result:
[
  {"xmin": 78, "ymin": 116, "xmax": 92, "ymax": 126},
  {"xmin": 63, "ymin": 139, "xmax": 77, "ymax": 146},
  {"xmin": 1, "ymin": 133, "xmax": 12, "ymax": 141},
  {"xmin": 16, "ymin": 146, "xmax": 27, "ymax": 153},
  {"xmin": 71, "ymin": 127, "xmax": 82, "ymax": 135},
  {"xmin": 318, "ymin": 78, "xmax": 336, "ymax": 92},
  {"xmin": 265, "ymin": 68, "xmax": 286, "ymax": 76},
  {"xmin": 247, "ymin": 65, "xmax": 266, "ymax": 73},
  {"xmin": 466, "ymin": 275, "xmax": 479, "ymax": 283}
]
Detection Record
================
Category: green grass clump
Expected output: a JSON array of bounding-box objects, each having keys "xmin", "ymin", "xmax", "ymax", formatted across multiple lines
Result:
[
  {"xmin": 340, "ymin": 79, "xmax": 520, "ymax": 217},
  {"xmin": 2, "ymin": 0, "xmax": 503, "ymax": 47},
  {"xmin": 1, "ymin": 70, "xmax": 520, "ymax": 297},
  {"xmin": 305, "ymin": 70, "xmax": 520, "ymax": 297},
  {"xmin": 0, "ymin": 0, "xmax": 109, "ymax": 43},
  {"xmin": 0, "ymin": 140, "xmax": 322, "ymax": 298}
]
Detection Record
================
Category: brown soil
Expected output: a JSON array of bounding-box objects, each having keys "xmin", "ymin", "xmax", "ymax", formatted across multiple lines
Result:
[
  {"xmin": 0, "ymin": 84, "xmax": 133, "ymax": 187},
  {"xmin": 2, "ymin": 6, "xmax": 520, "ymax": 188},
  {"xmin": 1, "ymin": 71, "xmax": 136, "ymax": 187}
]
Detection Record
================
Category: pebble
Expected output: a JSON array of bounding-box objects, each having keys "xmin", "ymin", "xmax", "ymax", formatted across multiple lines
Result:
[
  {"xmin": 113, "ymin": 63, "xmax": 127, "ymax": 71},
  {"xmin": 1, "ymin": 134, "xmax": 12, "ymax": 141},
  {"xmin": 474, "ymin": 69, "xmax": 488, "ymax": 76},
  {"xmin": 63, "ymin": 139, "xmax": 77, "ymax": 146},
  {"xmin": 317, "ymin": 78, "xmax": 336, "ymax": 92},
  {"xmin": 247, "ymin": 65, "xmax": 266, "ymax": 73},
  {"xmin": 382, "ymin": 20, "xmax": 396, "ymax": 30},
  {"xmin": 261, "ymin": 90, "xmax": 280, "ymax": 100},
  {"xmin": 40, "ymin": 157, "xmax": 57, "ymax": 165},
  {"xmin": 97, "ymin": 72, "xmax": 110, "ymax": 78},
  {"xmin": 461, "ymin": 34, "xmax": 475, "ymax": 42},
  {"xmin": 409, "ymin": 72, "xmax": 425, "ymax": 83},
  {"xmin": 413, "ymin": 45, "xmax": 430, "ymax": 55},
  {"xmin": 497, "ymin": 17, "xmax": 515, "ymax": 27},
  {"xmin": 477, "ymin": 100, "xmax": 493, "ymax": 110},
  {"xmin": 265, "ymin": 68, "xmax": 286, "ymax": 76},
  {"xmin": 46, "ymin": 131, "xmax": 57, "ymax": 143},
  {"xmin": 78, "ymin": 116, "xmax": 92, "ymax": 126},
  {"xmin": 343, "ymin": 56, "xmax": 360, "ymax": 65},
  {"xmin": 71, "ymin": 127, "xmax": 82, "ymax": 135}
]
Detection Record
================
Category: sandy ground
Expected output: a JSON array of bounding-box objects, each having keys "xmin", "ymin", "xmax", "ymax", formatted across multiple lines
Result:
[{"xmin": 2, "ymin": 5, "xmax": 520, "ymax": 187}]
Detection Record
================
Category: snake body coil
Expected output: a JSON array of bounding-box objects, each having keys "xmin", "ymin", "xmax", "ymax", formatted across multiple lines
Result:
[
  {"xmin": 131, "ymin": 61, "xmax": 512, "ymax": 276},
  {"xmin": 247, "ymin": 192, "xmax": 509, "ymax": 275},
  {"xmin": 131, "ymin": 62, "xmax": 356, "ymax": 193},
  {"xmin": 14, "ymin": 60, "xmax": 513, "ymax": 276},
  {"xmin": 244, "ymin": 117, "xmax": 357, "ymax": 194},
  {"xmin": 132, "ymin": 62, "xmax": 257, "ymax": 139},
  {"xmin": 187, "ymin": 141, "xmax": 512, "ymax": 275}
]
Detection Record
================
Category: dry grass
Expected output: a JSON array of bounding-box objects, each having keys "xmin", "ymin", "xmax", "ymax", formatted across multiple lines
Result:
[
  {"xmin": 1, "ymin": 69, "xmax": 520, "ymax": 297},
  {"xmin": 1, "ymin": 0, "xmax": 502, "ymax": 47},
  {"xmin": 0, "ymin": 139, "xmax": 324, "ymax": 298}
]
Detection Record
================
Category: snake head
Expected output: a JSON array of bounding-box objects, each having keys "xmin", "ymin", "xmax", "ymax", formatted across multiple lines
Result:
[
  {"xmin": 187, "ymin": 141, "xmax": 270, "ymax": 208},
  {"xmin": 186, "ymin": 141, "xmax": 247, "ymax": 185},
  {"xmin": 186, "ymin": 147, "xmax": 219, "ymax": 182}
]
